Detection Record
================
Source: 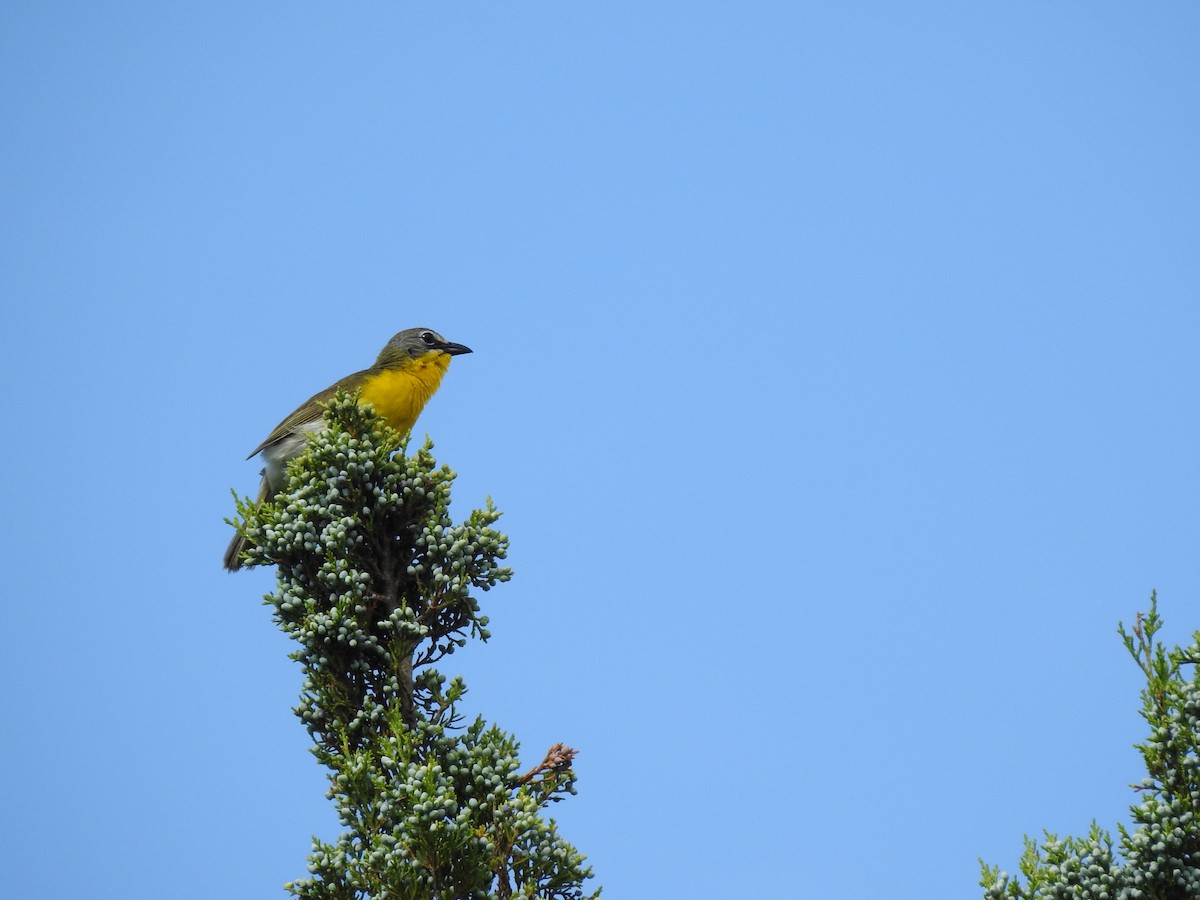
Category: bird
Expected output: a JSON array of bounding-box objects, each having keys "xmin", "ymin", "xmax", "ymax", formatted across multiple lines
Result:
[{"xmin": 223, "ymin": 327, "xmax": 472, "ymax": 571}]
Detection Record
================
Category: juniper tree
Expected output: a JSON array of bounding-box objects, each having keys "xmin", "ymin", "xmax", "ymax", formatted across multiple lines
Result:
[
  {"xmin": 229, "ymin": 394, "xmax": 599, "ymax": 900},
  {"xmin": 980, "ymin": 594, "xmax": 1200, "ymax": 899}
]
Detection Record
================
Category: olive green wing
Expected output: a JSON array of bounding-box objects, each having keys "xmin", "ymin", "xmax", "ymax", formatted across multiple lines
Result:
[{"xmin": 246, "ymin": 369, "xmax": 371, "ymax": 459}]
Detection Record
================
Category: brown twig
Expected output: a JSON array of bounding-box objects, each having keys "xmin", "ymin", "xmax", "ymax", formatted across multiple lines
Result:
[{"xmin": 517, "ymin": 743, "xmax": 579, "ymax": 785}]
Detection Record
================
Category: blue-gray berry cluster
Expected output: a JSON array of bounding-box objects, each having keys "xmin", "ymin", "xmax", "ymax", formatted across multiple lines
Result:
[
  {"xmin": 981, "ymin": 594, "xmax": 1200, "ymax": 899},
  {"xmin": 231, "ymin": 395, "xmax": 598, "ymax": 899}
]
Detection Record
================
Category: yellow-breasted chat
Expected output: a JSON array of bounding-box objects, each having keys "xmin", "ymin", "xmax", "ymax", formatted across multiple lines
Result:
[{"xmin": 223, "ymin": 327, "xmax": 471, "ymax": 571}]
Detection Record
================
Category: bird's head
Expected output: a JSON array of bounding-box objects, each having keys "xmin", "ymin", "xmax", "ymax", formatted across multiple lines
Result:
[{"xmin": 375, "ymin": 327, "xmax": 472, "ymax": 368}]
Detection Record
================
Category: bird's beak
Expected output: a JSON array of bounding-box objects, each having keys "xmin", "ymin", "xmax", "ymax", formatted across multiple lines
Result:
[{"xmin": 442, "ymin": 341, "xmax": 472, "ymax": 356}]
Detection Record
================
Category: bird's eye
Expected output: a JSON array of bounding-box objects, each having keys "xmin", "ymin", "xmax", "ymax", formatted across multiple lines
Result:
[{"xmin": 420, "ymin": 331, "xmax": 437, "ymax": 345}]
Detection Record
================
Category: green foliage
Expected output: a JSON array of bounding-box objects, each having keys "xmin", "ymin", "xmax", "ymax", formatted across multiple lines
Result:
[
  {"xmin": 980, "ymin": 593, "xmax": 1200, "ymax": 899},
  {"xmin": 231, "ymin": 394, "xmax": 599, "ymax": 899}
]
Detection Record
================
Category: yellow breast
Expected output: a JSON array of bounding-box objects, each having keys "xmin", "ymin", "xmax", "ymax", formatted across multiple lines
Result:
[{"xmin": 357, "ymin": 353, "xmax": 452, "ymax": 435}]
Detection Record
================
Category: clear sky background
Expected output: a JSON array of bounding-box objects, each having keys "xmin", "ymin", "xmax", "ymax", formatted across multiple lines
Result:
[{"xmin": 2, "ymin": 3, "xmax": 1198, "ymax": 898}]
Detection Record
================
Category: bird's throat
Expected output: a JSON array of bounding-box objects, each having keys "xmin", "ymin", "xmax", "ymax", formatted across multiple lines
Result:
[{"xmin": 357, "ymin": 354, "xmax": 452, "ymax": 435}]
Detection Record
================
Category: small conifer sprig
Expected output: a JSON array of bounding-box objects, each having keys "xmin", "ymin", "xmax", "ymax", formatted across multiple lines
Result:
[
  {"xmin": 231, "ymin": 393, "xmax": 598, "ymax": 899},
  {"xmin": 980, "ymin": 593, "xmax": 1200, "ymax": 898}
]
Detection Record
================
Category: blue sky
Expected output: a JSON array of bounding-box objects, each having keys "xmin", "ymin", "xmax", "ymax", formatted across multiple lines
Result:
[{"xmin": 2, "ymin": 3, "xmax": 1198, "ymax": 897}]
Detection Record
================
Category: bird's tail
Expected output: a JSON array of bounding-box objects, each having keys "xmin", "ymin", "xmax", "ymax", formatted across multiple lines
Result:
[
  {"xmin": 224, "ymin": 476, "xmax": 269, "ymax": 572},
  {"xmin": 223, "ymin": 531, "xmax": 248, "ymax": 572}
]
